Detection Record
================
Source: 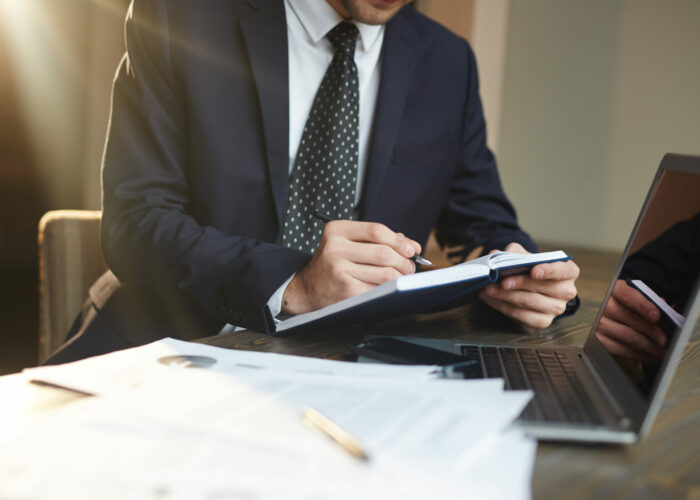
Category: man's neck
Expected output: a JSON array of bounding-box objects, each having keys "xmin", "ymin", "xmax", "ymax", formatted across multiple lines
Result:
[{"xmin": 326, "ymin": 0, "xmax": 352, "ymax": 21}]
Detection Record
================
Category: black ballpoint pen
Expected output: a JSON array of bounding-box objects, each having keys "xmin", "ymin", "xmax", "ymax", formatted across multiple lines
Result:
[{"xmin": 312, "ymin": 210, "xmax": 434, "ymax": 266}]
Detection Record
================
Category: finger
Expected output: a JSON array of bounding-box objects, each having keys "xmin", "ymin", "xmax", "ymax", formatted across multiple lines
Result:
[
  {"xmin": 479, "ymin": 291, "xmax": 555, "ymax": 329},
  {"xmin": 323, "ymin": 238, "xmax": 415, "ymax": 275},
  {"xmin": 481, "ymin": 285, "xmax": 568, "ymax": 316},
  {"xmin": 396, "ymin": 233, "xmax": 422, "ymax": 255},
  {"xmin": 605, "ymin": 296, "xmax": 667, "ymax": 347},
  {"xmin": 353, "ymin": 241, "xmax": 416, "ymax": 275},
  {"xmin": 498, "ymin": 275, "xmax": 578, "ymax": 301},
  {"xmin": 347, "ymin": 263, "xmax": 404, "ymax": 286},
  {"xmin": 339, "ymin": 277, "xmax": 376, "ymax": 298},
  {"xmin": 326, "ymin": 274, "xmax": 376, "ymax": 302},
  {"xmin": 531, "ymin": 260, "xmax": 580, "ymax": 281},
  {"xmin": 596, "ymin": 331, "xmax": 659, "ymax": 363},
  {"xmin": 324, "ymin": 220, "xmax": 421, "ymax": 258},
  {"xmin": 612, "ymin": 280, "xmax": 661, "ymax": 324},
  {"xmin": 597, "ymin": 316, "xmax": 664, "ymax": 359}
]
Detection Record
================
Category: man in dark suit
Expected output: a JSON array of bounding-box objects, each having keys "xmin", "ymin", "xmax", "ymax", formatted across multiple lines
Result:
[{"xmin": 47, "ymin": 0, "xmax": 579, "ymax": 364}]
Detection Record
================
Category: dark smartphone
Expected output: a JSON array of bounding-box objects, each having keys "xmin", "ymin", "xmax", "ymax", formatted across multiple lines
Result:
[{"xmin": 350, "ymin": 337, "xmax": 469, "ymax": 366}]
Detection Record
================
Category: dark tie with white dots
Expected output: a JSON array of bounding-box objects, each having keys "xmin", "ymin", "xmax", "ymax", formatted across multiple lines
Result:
[{"xmin": 281, "ymin": 22, "xmax": 360, "ymax": 254}]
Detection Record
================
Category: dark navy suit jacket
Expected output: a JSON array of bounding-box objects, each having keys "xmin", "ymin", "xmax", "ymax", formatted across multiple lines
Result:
[{"xmin": 47, "ymin": 0, "xmax": 535, "ymax": 364}]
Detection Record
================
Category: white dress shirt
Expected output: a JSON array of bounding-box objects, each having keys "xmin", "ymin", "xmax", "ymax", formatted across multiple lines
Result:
[
  {"xmin": 285, "ymin": 0, "xmax": 384, "ymax": 195},
  {"xmin": 221, "ymin": 0, "xmax": 385, "ymax": 333}
]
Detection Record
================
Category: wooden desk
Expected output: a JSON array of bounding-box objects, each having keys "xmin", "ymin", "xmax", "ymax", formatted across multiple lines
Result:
[
  {"xmin": 3, "ymin": 246, "xmax": 697, "ymax": 498},
  {"xmin": 199, "ymin": 246, "xmax": 700, "ymax": 499}
]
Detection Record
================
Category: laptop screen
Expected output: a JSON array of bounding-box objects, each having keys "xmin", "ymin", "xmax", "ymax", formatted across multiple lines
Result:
[{"xmin": 587, "ymin": 157, "xmax": 700, "ymax": 399}]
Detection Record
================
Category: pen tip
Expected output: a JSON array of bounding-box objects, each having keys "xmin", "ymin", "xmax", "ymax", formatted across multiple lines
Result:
[{"xmin": 414, "ymin": 255, "xmax": 434, "ymax": 266}]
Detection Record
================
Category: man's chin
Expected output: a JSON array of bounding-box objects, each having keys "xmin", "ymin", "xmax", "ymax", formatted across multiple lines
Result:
[{"xmin": 343, "ymin": 0, "xmax": 410, "ymax": 25}]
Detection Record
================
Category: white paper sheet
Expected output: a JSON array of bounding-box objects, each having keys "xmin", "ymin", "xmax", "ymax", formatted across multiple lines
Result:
[
  {"xmin": 457, "ymin": 428, "xmax": 537, "ymax": 500},
  {"xmin": 5, "ymin": 340, "xmax": 537, "ymax": 499},
  {"xmin": 24, "ymin": 338, "xmax": 440, "ymax": 396},
  {"xmin": 227, "ymin": 368, "xmax": 530, "ymax": 475},
  {"xmin": 1, "ymin": 370, "xmax": 498, "ymax": 499}
]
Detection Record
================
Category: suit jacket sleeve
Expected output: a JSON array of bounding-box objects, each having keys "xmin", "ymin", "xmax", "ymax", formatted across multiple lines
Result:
[
  {"xmin": 434, "ymin": 41, "xmax": 537, "ymax": 258},
  {"xmin": 101, "ymin": 1, "xmax": 310, "ymax": 334}
]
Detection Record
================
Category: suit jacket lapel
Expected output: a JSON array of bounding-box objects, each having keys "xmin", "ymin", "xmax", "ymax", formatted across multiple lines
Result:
[
  {"xmin": 240, "ymin": 0, "xmax": 289, "ymax": 232},
  {"xmin": 360, "ymin": 11, "xmax": 420, "ymax": 220}
]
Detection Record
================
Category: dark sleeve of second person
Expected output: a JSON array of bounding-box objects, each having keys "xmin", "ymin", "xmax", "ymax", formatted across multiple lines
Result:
[
  {"xmin": 101, "ymin": 1, "xmax": 310, "ymax": 335},
  {"xmin": 433, "ymin": 41, "xmax": 537, "ymax": 259}
]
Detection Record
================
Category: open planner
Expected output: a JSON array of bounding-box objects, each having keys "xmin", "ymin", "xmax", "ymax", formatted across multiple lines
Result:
[{"xmin": 274, "ymin": 250, "xmax": 570, "ymax": 333}]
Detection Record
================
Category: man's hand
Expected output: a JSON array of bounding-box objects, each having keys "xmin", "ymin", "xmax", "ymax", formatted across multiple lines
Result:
[
  {"xmin": 595, "ymin": 279, "xmax": 666, "ymax": 362},
  {"xmin": 282, "ymin": 221, "xmax": 421, "ymax": 314},
  {"xmin": 478, "ymin": 242, "xmax": 580, "ymax": 329}
]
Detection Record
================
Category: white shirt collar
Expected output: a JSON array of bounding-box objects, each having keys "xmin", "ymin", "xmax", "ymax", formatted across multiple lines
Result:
[{"xmin": 286, "ymin": 0, "xmax": 384, "ymax": 53}]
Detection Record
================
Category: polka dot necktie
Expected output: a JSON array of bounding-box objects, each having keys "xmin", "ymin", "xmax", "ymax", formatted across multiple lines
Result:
[{"xmin": 281, "ymin": 22, "xmax": 360, "ymax": 254}]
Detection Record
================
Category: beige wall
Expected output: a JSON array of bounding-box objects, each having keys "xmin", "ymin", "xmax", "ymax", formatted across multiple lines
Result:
[
  {"xmin": 417, "ymin": 0, "xmax": 474, "ymax": 41},
  {"xmin": 601, "ymin": 0, "xmax": 700, "ymax": 250},
  {"xmin": 497, "ymin": 0, "xmax": 700, "ymax": 251},
  {"xmin": 469, "ymin": 0, "xmax": 510, "ymax": 153}
]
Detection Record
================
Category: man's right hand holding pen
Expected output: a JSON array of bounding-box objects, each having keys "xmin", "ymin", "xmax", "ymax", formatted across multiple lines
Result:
[{"xmin": 282, "ymin": 220, "xmax": 423, "ymax": 315}]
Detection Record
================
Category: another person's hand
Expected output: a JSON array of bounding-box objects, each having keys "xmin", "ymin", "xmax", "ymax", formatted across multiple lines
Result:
[
  {"xmin": 478, "ymin": 242, "xmax": 580, "ymax": 329},
  {"xmin": 595, "ymin": 279, "xmax": 666, "ymax": 362},
  {"xmin": 282, "ymin": 221, "xmax": 421, "ymax": 314}
]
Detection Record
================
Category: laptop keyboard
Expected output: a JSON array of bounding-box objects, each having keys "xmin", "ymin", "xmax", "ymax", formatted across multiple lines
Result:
[{"xmin": 459, "ymin": 346, "xmax": 603, "ymax": 425}]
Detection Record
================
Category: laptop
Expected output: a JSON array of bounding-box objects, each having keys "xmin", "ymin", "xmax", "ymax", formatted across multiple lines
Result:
[{"xmin": 381, "ymin": 153, "xmax": 700, "ymax": 443}]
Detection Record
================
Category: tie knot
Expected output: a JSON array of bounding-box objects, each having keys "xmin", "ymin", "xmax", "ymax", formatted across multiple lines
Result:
[{"xmin": 327, "ymin": 22, "xmax": 359, "ymax": 56}]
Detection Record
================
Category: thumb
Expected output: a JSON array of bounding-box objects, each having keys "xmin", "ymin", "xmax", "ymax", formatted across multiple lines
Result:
[{"xmin": 504, "ymin": 242, "xmax": 528, "ymax": 255}]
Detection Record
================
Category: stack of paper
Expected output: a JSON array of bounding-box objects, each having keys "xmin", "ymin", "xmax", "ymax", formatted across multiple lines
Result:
[{"xmin": 0, "ymin": 339, "xmax": 537, "ymax": 499}]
